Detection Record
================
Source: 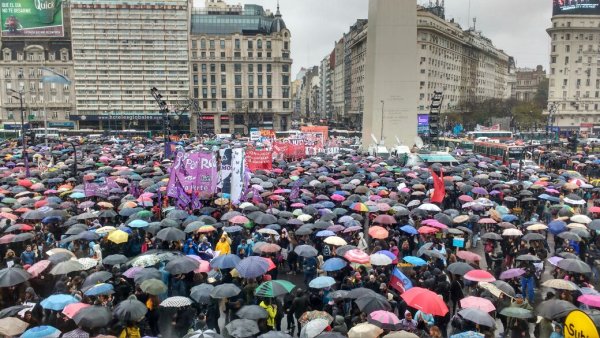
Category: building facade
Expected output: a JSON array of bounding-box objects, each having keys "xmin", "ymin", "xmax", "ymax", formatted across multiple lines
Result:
[
  {"xmin": 332, "ymin": 38, "xmax": 345, "ymax": 124},
  {"xmin": 69, "ymin": 0, "xmax": 191, "ymax": 132},
  {"xmin": 348, "ymin": 19, "xmax": 368, "ymax": 128},
  {"xmin": 319, "ymin": 53, "xmax": 333, "ymax": 120},
  {"xmin": 189, "ymin": 0, "xmax": 293, "ymax": 134},
  {"xmin": 513, "ymin": 65, "xmax": 546, "ymax": 101},
  {"xmin": 547, "ymin": 12, "xmax": 600, "ymax": 132},
  {"xmin": 0, "ymin": 3, "xmax": 75, "ymax": 131}
]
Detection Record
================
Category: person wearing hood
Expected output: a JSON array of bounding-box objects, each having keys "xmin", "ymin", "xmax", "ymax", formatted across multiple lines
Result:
[
  {"xmin": 183, "ymin": 238, "xmax": 199, "ymax": 256},
  {"xmin": 357, "ymin": 232, "xmax": 368, "ymax": 251},
  {"xmin": 215, "ymin": 233, "xmax": 231, "ymax": 255}
]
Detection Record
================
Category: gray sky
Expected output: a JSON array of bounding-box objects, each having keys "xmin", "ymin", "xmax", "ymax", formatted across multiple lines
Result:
[{"xmin": 193, "ymin": 0, "xmax": 551, "ymax": 76}]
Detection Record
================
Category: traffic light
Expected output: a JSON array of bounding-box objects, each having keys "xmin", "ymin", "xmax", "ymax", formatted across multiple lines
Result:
[
  {"xmin": 429, "ymin": 91, "xmax": 443, "ymax": 138},
  {"xmin": 568, "ymin": 134, "xmax": 578, "ymax": 152}
]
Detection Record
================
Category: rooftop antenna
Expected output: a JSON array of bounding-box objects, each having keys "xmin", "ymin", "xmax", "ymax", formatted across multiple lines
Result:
[
  {"xmin": 473, "ymin": 17, "xmax": 477, "ymax": 31},
  {"xmin": 467, "ymin": 0, "xmax": 471, "ymax": 30},
  {"xmin": 276, "ymin": 0, "xmax": 280, "ymax": 16}
]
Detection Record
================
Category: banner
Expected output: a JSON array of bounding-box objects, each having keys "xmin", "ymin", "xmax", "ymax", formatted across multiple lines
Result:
[
  {"xmin": 475, "ymin": 124, "xmax": 500, "ymax": 132},
  {"xmin": 84, "ymin": 177, "xmax": 121, "ymax": 199},
  {"xmin": 273, "ymin": 142, "xmax": 288, "ymax": 161},
  {"xmin": 167, "ymin": 151, "xmax": 218, "ymax": 197},
  {"xmin": 246, "ymin": 149, "xmax": 272, "ymax": 172},
  {"xmin": 230, "ymin": 148, "xmax": 245, "ymax": 204},
  {"xmin": 1, "ymin": 0, "xmax": 64, "ymax": 37},
  {"xmin": 300, "ymin": 126, "xmax": 329, "ymax": 141},
  {"xmin": 285, "ymin": 143, "xmax": 306, "ymax": 160},
  {"xmin": 218, "ymin": 149, "xmax": 232, "ymax": 194}
]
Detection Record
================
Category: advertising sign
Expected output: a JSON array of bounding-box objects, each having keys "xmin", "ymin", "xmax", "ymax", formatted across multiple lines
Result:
[
  {"xmin": 1, "ymin": 0, "xmax": 64, "ymax": 37},
  {"xmin": 563, "ymin": 310, "xmax": 599, "ymax": 338},
  {"xmin": 553, "ymin": 0, "xmax": 600, "ymax": 15},
  {"xmin": 417, "ymin": 114, "xmax": 429, "ymax": 135}
]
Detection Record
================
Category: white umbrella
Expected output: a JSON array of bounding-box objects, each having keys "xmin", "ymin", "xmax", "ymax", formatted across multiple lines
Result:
[
  {"xmin": 160, "ymin": 296, "xmax": 193, "ymax": 308},
  {"xmin": 502, "ymin": 228, "xmax": 523, "ymax": 236},
  {"xmin": 348, "ymin": 322, "xmax": 384, "ymax": 338},
  {"xmin": 567, "ymin": 222, "xmax": 587, "ymax": 229},
  {"xmin": 417, "ymin": 203, "xmax": 441, "ymax": 212},
  {"xmin": 526, "ymin": 223, "xmax": 548, "ymax": 231},
  {"xmin": 76, "ymin": 258, "xmax": 98, "ymax": 270},
  {"xmin": 542, "ymin": 278, "xmax": 579, "ymax": 291},
  {"xmin": 257, "ymin": 228, "xmax": 279, "ymax": 236},
  {"xmin": 571, "ymin": 215, "xmax": 592, "ymax": 224},
  {"xmin": 300, "ymin": 318, "xmax": 329, "ymax": 338},
  {"xmin": 324, "ymin": 236, "xmax": 347, "ymax": 246},
  {"xmin": 298, "ymin": 214, "xmax": 313, "ymax": 222},
  {"xmin": 370, "ymin": 253, "xmax": 393, "ymax": 266}
]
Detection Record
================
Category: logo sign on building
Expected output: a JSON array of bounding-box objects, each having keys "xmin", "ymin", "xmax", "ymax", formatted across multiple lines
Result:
[
  {"xmin": 1, "ymin": 0, "xmax": 64, "ymax": 37},
  {"xmin": 563, "ymin": 310, "xmax": 599, "ymax": 338},
  {"xmin": 580, "ymin": 123, "xmax": 594, "ymax": 132},
  {"xmin": 553, "ymin": 0, "xmax": 600, "ymax": 15}
]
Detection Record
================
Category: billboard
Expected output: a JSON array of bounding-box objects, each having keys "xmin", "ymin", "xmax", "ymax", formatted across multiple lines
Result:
[
  {"xmin": 1, "ymin": 0, "xmax": 64, "ymax": 37},
  {"xmin": 417, "ymin": 114, "xmax": 429, "ymax": 135},
  {"xmin": 553, "ymin": 0, "xmax": 600, "ymax": 15}
]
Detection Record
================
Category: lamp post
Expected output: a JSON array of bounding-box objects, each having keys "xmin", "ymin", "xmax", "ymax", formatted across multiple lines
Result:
[
  {"xmin": 379, "ymin": 100, "xmax": 384, "ymax": 145},
  {"xmin": 150, "ymin": 87, "xmax": 170, "ymax": 158},
  {"xmin": 40, "ymin": 67, "xmax": 71, "ymax": 146},
  {"xmin": 548, "ymin": 103, "xmax": 557, "ymax": 142},
  {"xmin": 9, "ymin": 89, "xmax": 31, "ymax": 177}
]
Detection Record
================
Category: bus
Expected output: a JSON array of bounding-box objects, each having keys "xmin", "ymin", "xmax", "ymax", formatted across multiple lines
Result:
[
  {"xmin": 473, "ymin": 141, "xmax": 525, "ymax": 164},
  {"xmin": 31, "ymin": 128, "xmax": 61, "ymax": 140},
  {"xmin": 0, "ymin": 129, "xmax": 20, "ymax": 140},
  {"xmin": 330, "ymin": 130, "xmax": 362, "ymax": 138},
  {"xmin": 466, "ymin": 131, "xmax": 513, "ymax": 141},
  {"xmin": 438, "ymin": 137, "xmax": 474, "ymax": 150}
]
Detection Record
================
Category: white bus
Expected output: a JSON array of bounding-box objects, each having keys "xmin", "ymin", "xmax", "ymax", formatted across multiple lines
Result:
[
  {"xmin": 31, "ymin": 128, "xmax": 61, "ymax": 139},
  {"xmin": 466, "ymin": 130, "xmax": 513, "ymax": 141}
]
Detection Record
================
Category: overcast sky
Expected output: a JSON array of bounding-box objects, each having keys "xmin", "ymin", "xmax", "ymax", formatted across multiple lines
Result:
[{"xmin": 193, "ymin": 0, "xmax": 552, "ymax": 76}]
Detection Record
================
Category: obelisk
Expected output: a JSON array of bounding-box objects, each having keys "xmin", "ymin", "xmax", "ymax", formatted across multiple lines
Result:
[{"xmin": 362, "ymin": 0, "xmax": 418, "ymax": 148}]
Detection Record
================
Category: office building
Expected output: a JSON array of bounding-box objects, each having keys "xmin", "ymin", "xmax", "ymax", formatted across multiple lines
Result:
[
  {"xmin": 513, "ymin": 65, "xmax": 546, "ymax": 101},
  {"xmin": 189, "ymin": 0, "xmax": 293, "ymax": 134}
]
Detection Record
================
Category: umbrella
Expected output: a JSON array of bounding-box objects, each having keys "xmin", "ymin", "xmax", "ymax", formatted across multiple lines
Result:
[
  {"xmin": 0, "ymin": 266, "xmax": 31, "ymax": 287},
  {"xmin": 113, "ymin": 296, "xmax": 148, "ymax": 322},
  {"xmin": 464, "ymin": 269, "xmax": 495, "ymax": 282},
  {"xmin": 456, "ymin": 251, "xmax": 481, "ymax": 262},
  {"xmin": 140, "ymin": 278, "xmax": 168, "ymax": 295},
  {"xmin": 41, "ymin": 294, "xmax": 79, "ymax": 310},
  {"xmin": 348, "ymin": 322, "xmax": 384, "ymax": 338},
  {"xmin": 50, "ymin": 260, "xmax": 85, "ymax": 275},
  {"xmin": 370, "ymin": 253, "xmax": 393, "ymax": 266},
  {"xmin": 82, "ymin": 271, "xmax": 113, "ymax": 291},
  {"xmin": 210, "ymin": 254, "xmax": 241, "ymax": 269},
  {"xmin": 210, "ymin": 283, "xmax": 241, "ymax": 299},
  {"xmin": 400, "ymin": 287, "xmax": 449, "ymax": 316},
  {"xmin": 254, "ymin": 280, "xmax": 297, "ymax": 298},
  {"xmin": 459, "ymin": 296, "xmax": 495, "ymax": 313},
  {"xmin": 165, "ymin": 256, "xmax": 200, "ymax": 275},
  {"xmin": 21, "ymin": 326, "xmax": 61, "ymax": 338},
  {"xmin": 62, "ymin": 302, "xmax": 90, "ymax": 319},
  {"xmin": 299, "ymin": 310, "xmax": 334, "ymax": 324},
  {"xmin": 0, "ymin": 305, "xmax": 29, "ymax": 319},
  {"xmin": 458, "ymin": 308, "xmax": 496, "ymax": 328},
  {"xmin": 102, "ymin": 254, "xmax": 128, "ymax": 265},
  {"xmin": 309, "ymin": 276, "xmax": 336, "ymax": 289},
  {"xmin": 184, "ymin": 329, "xmax": 224, "ymax": 338},
  {"xmin": 322, "ymin": 257, "xmax": 348, "ymax": 271},
  {"xmin": 382, "ymin": 331, "xmax": 419, "ymax": 338},
  {"xmin": 557, "ymin": 258, "xmax": 591, "ymax": 274},
  {"xmin": 258, "ymin": 332, "xmax": 293, "ymax": 338},
  {"xmin": 133, "ymin": 267, "xmax": 162, "ymax": 284},
  {"xmin": 499, "ymin": 268, "xmax": 526, "ymax": 280},
  {"xmin": 300, "ymin": 318, "xmax": 329, "ymax": 338},
  {"xmin": 447, "ymin": 262, "xmax": 474, "ymax": 276},
  {"xmin": 578, "ymin": 294, "xmax": 600, "ymax": 308},
  {"xmin": 225, "ymin": 319, "xmax": 260, "ymax": 338},
  {"xmin": 536, "ymin": 299, "xmax": 577, "ymax": 319},
  {"xmin": 84, "ymin": 283, "xmax": 114, "ymax": 296},
  {"xmin": 237, "ymin": 305, "xmax": 268, "ymax": 320},
  {"xmin": 355, "ymin": 293, "xmax": 392, "ymax": 314},
  {"xmin": 236, "ymin": 256, "xmax": 270, "ymax": 279},
  {"xmin": 294, "ymin": 245, "xmax": 319, "ymax": 257},
  {"xmin": 190, "ymin": 284, "xmax": 215, "ymax": 304},
  {"xmin": 541, "ymin": 278, "xmax": 579, "ymax": 290},
  {"xmin": 499, "ymin": 307, "xmax": 533, "ymax": 319},
  {"xmin": 402, "ymin": 256, "xmax": 427, "ymax": 266},
  {"xmin": 367, "ymin": 310, "xmax": 401, "ymax": 331},
  {"xmin": 160, "ymin": 296, "xmax": 193, "ymax": 308},
  {"xmin": 73, "ymin": 306, "xmax": 111, "ymax": 328},
  {"xmin": 0, "ymin": 317, "xmax": 28, "ymax": 336},
  {"xmin": 156, "ymin": 227, "xmax": 185, "ymax": 241}
]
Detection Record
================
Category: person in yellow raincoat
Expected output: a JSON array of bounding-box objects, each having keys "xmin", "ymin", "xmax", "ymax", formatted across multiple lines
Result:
[
  {"xmin": 259, "ymin": 299, "xmax": 277, "ymax": 329},
  {"xmin": 119, "ymin": 323, "xmax": 141, "ymax": 338},
  {"xmin": 215, "ymin": 233, "xmax": 231, "ymax": 255}
]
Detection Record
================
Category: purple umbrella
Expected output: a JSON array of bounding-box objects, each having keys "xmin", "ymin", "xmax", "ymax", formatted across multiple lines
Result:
[
  {"xmin": 499, "ymin": 268, "xmax": 525, "ymax": 280},
  {"xmin": 374, "ymin": 250, "xmax": 396, "ymax": 260},
  {"xmin": 547, "ymin": 256, "xmax": 564, "ymax": 266},
  {"xmin": 472, "ymin": 187, "xmax": 488, "ymax": 195},
  {"xmin": 123, "ymin": 266, "xmax": 143, "ymax": 279}
]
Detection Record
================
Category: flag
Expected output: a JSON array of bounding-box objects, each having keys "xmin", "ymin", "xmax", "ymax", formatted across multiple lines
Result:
[
  {"xmin": 389, "ymin": 267, "xmax": 413, "ymax": 293},
  {"xmin": 251, "ymin": 187, "xmax": 263, "ymax": 204},
  {"xmin": 41, "ymin": 67, "xmax": 71, "ymax": 85},
  {"xmin": 290, "ymin": 179, "xmax": 303, "ymax": 200},
  {"xmin": 430, "ymin": 168, "xmax": 445, "ymax": 203}
]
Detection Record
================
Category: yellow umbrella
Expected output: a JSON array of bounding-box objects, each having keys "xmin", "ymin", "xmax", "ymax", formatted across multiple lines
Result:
[
  {"xmin": 215, "ymin": 198, "xmax": 229, "ymax": 206},
  {"xmin": 0, "ymin": 317, "xmax": 28, "ymax": 336},
  {"xmin": 107, "ymin": 229, "xmax": 129, "ymax": 244},
  {"xmin": 95, "ymin": 226, "xmax": 117, "ymax": 234}
]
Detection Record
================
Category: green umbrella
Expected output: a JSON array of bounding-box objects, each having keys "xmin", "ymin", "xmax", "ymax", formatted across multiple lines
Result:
[
  {"xmin": 136, "ymin": 210, "xmax": 153, "ymax": 219},
  {"xmin": 1, "ymin": 198, "xmax": 16, "ymax": 205},
  {"xmin": 140, "ymin": 278, "xmax": 167, "ymax": 295},
  {"xmin": 500, "ymin": 307, "xmax": 533, "ymax": 319},
  {"xmin": 254, "ymin": 280, "xmax": 296, "ymax": 298}
]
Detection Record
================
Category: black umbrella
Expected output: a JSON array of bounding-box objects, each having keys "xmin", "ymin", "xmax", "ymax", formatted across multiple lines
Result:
[
  {"xmin": 103, "ymin": 254, "xmax": 128, "ymax": 266},
  {"xmin": 133, "ymin": 268, "xmax": 162, "ymax": 284},
  {"xmin": 254, "ymin": 213, "xmax": 278, "ymax": 225},
  {"xmin": 82, "ymin": 271, "xmax": 113, "ymax": 291},
  {"xmin": 536, "ymin": 299, "xmax": 577, "ymax": 320},
  {"xmin": 0, "ymin": 267, "xmax": 31, "ymax": 287},
  {"xmin": 458, "ymin": 308, "xmax": 496, "ymax": 328},
  {"xmin": 210, "ymin": 283, "xmax": 241, "ymax": 299},
  {"xmin": 114, "ymin": 295, "xmax": 148, "ymax": 322},
  {"xmin": 294, "ymin": 245, "xmax": 318, "ymax": 258},
  {"xmin": 73, "ymin": 306, "xmax": 111, "ymax": 328},
  {"xmin": 0, "ymin": 305, "xmax": 29, "ymax": 319},
  {"xmin": 165, "ymin": 256, "xmax": 200, "ymax": 275},
  {"xmin": 355, "ymin": 293, "xmax": 392, "ymax": 313},
  {"xmin": 491, "ymin": 280, "xmax": 516, "ymax": 297},
  {"xmin": 156, "ymin": 227, "xmax": 185, "ymax": 242},
  {"xmin": 336, "ymin": 245, "xmax": 358, "ymax": 257},
  {"xmin": 237, "ymin": 305, "xmax": 268, "ymax": 320},
  {"xmin": 557, "ymin": 258, "xmax": 591, "ymax": 274},
  {"xmin": 190, "ymin": 284, "xmax": 215, "ymax": 304},
  {"xmin": 447, "ymin": 262, "xmax": 474, "ymax": 276},
  {"xmin": 47, "ymin": 252, "xmax": 73, "ymax": 264}
]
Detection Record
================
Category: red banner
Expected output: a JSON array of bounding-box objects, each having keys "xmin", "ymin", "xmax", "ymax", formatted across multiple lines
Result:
[
  {"xmin": 286, "ymin": 143, "xmax": 306, "ymax": 160},
  {"xmin": 246, "ymin": 150, "xmax": 273, "ymax": 171}
]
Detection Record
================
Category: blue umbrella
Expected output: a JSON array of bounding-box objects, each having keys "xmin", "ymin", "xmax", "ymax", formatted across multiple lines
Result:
[
  {"xmin": 40, "ymin": 294, "xmax": 79, "ymax": 310},
  {"xmin": 210, "ymin": 254, "xmax": 241, "ymax": 269},
  {"xmin": 548, "ymin": 220, "xmax": 567, "ymax": 235},
  {"xmin": 374, "ymin": 250, "xmax": 396, "ymax": 260},
  {"xmin": 403, "ymin": 256, "xmax": 427, "ymax": 266},
  {"xmin": 223, "ymin": 225, "xmax": 243, "ymax": 233},
  {"xmin": 129, "ymin": 219, "xmax": 149, "ymax": 228},
  {"xmin": 235, "ymin": 256, "xmax": 270, "ymax": 278},
  {"xmin": 539, "ymin": 194, "xmax": 560, "ymax": 203},
  {"xmin": 308, "ymin": 276, "xmax": 336, "ymax": 289},
  {"xmin": 321, "ymin": 201, "xmax": 335, "ymax": 208},
  {"xmin": 400, "ymin": 225, "xmax": 418, "ymax": 235},
  {"xmin": 69, "ymin": 192, "xmax": 85, "ymax": 199},
  {"xmin": 77, "ymin": 231, "xmax": 100, "ymax": 241},
  {"xmin": 41, "ymin": 216, "xmax": 62, "ymax": 224},
  {"xmin": 322, "ymin": 257, "xmax": 347, "ymax": 272},
  {"xmin": 21, "ymin": 325, "xmax": 61, "ymax": 338},
  {"xmin": 501, "ymin": 214, "xmax": 518, "ymax": 222},
  {"xmin": 84, "ymin": 283, "xmax": 114, "ymax": 296},
  {"xmin": 316, "ymin": 230, "xmax": 335, "ymax": 237}
]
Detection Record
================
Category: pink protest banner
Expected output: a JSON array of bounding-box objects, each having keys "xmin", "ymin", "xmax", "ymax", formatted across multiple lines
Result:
[{"xmin": 167, "ymin": 151, "xmax": 218, "ymax": 197}]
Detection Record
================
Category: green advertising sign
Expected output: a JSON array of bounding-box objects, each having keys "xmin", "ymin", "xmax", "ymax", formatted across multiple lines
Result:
[{"xmin": 1, "ymin": 0, "xmax": 64, "ymax": 37}]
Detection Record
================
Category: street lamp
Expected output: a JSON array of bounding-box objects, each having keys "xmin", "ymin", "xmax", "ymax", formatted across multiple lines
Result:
[
  {"xmin": 379, "ymin": 100, "xmax": 384, "ymax": 145},
  {"xmin": 150, "ymin": 87, "xmax": 171, "ymax": 158},
  {"xmin": 8, "ymin": 89, "xmax": 30, "ymax": 177},
  {"xmin": 40, "ymin": 67, "xmax": 71, "ymax": 146}
]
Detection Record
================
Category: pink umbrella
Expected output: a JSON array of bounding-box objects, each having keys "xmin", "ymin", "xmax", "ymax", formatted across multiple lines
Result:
[
  {"xmin": 376, "ymin": 203, "xmax": 391, "ymax": 212},
  {"xmin": 186, "ymin": 255, "xmax": 211, "ymax": 273},
  {"xmin": 499, "ymin": 268, "xmax": 526, "ymax": 280},
  {"xmin": 291, "ymin": 203, "xmax": 305, "ymax": 208},
  {"xmin": 368, "ymin": 310, "xmax": 401, "ymax": 331},
  {"xmin": 464, "ymin": 269, "xmax": 496, "ymax": 282},
  {"xmin": 344, "ymin": 249, "xmax": 370, "ymax": 264},
  {"xmin": 478, "ymin": 218, "xmax": 498, "ymax": 224},
  {"xmin": 427, "ymin": 221, "xmax": 448, "ymax": 229},
  {"xmin": 123, "ymin": 266, "xmax": 143, "ymax": 278},
  {"xmin": 0, "ymin": 234, "xmax": 15, "ymax": 244},
  {"xmin": 418, "ymin": 226, "xmax": 439, "ymax": 234},
  {"xmin": 62, "ymin": 302, "xmax": 90, "ymax": 319},
  {"xmin": 331, "ymin": 194, "xmax": 345, "ymax": 202},
  {"xmin": 460, "ymin": 296, "xmax": 496, "ymax": 313},
  {"xmin": 343, "ymin": 225, "xmax": 362, "ymax": 233},
  {"xmin": 327, "ymin": 224, "xmax": 346, "ymax": 233},
  {"xmin": 578, "ymin": 294, "xmax": 600, "ymax": 308},
  {"xmin": 229, "ymin": 215, "xmax": 250, "ymax": 224},
  {"xmin": 27, "ymin": 260, "xmax": 51, "ymax": 277},
  {"xmin": 458, "ymin": 195, "xmax": 474, "ymax": 202},
  {"xmin": 456, "ymin": 251, "xmax": 481, "ymax": 262}
]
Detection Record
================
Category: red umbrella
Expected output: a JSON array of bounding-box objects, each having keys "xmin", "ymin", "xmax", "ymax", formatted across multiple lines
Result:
[
  {"xmin": 458, "ymin": 195, "xmax": 473, "ymax": 202},
  {"xmin": 400, "ymin": 287, "xmax": 449, "ymax": 316},
  {"xmin": 331, "ymin": 194, "xmax": 345, "ymax": 202},
  {"xmin": 417, "ymin": 226, "xmax": 439, "ymax": 234},
  {"xmin": 27, "ymin": 260, "xmax": 51, "ymax": 277},
  {"xmin": 373, "ymin": 215, "xmax": 395, "ymax": 225},
  {"xmin": 464, "ymin": 269, "xmax": 496, "ymax": 282},
  {"xmin": 460, "ymin": 296, "xmax": 496, "ymax": 312},
  {"xmin": 590, "ymin": 206, "xmax": 600, "ymax": 213},
  {"xmin": 368, "ymin": 226, "xmax": 389, "ymax": 239},
  {"xmin": 0, "ymin": 212, "xmax": 18, "ymax": 221},
  {"xmin": 456, "ymin": 251, "xmax": 481, "ymax": 262},
  {"xmin": 17, "ymin": 179, "xmax": 32, "ymax": 188},
  {"xmin": 262, "ymin": 257, "xmax": 277, "ymax": 271}
]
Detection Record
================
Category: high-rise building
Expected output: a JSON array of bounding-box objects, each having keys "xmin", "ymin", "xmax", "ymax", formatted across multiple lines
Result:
[
  {"xmin": 189, "ymin": 0, "xmax": 293, "ymax": 135},
  {"xmin": 547, "ymin": 2, "xmax": 600, "ymax": 133},
  {"xmin": 332, "ymin": 38, "xmax": 345, "ymax": 124},
  {"xmin": 69, "ymin": 0, "xmax": 191, "ymax": 132},
  {"xmin": 513, "ymin": 65, "xmax": 546, "ymax": 101},
  {"xmin": 319, "ymin": 53, "xmax": 333, "ymax": 120},
  {"xmin": 0, "ymin": 3, "xmax": 75, "ymax": 131}
]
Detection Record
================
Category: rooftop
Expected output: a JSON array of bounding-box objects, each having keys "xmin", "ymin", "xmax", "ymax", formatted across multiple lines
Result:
[{"xmin": 191, "ymin": 2, "xmax": 286, "ymax": 36}]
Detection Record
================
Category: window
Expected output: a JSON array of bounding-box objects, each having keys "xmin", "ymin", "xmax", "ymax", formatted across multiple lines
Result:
[
  {"xmin": 202, "ymin": 75, "xmax": 207, "ymax": 85},
  {"xmin": 282, "ymin": 75, "xmax": 289, "ymax": 85},
  {"xmin": 565, "ymin": 56, "xmax": 569, "ymax": 64},
  {"xmin": 193, "ymin": 75, "xmax": 198, "ymax": 86},
  {"xmin": 235, "ymin": 88, "xmax": 242, "ymax": 98},
  {"xmin": 248, "ymin": 75, "xmax": 254, "ymax": 85},
  {"xmin": 267, "ymin": 64, "xmax": 272, "ymax": 73},
  {"xmin": 235, "ymin": 75, "xmax": 242, "ymax": 86},
  {"xmin": 257, "ymin": 40, "xmax": 262, "ymax": 49},
  {"xmin": 210, "ymin": 64, "xmax": 216, "ymax": 72},
  {"xmin": 249, "ymin": 87, "xmax": 254, "ymax": 98},
  {"xmin": 258, "ymin": 75, "xmax": 263, "ymax": 85},
  {"xmin": 220, "ymin": 40, "xmax": 225, "ymax": 48},
  {"xmin": 284, "ymin": 42, "xmax": 289, "ymax": 50},
  {"xmin": 267, "ymin": 87, "xmax": 272, "ymax": 98},
  {"xmin": 211, "ymin": 87, "xmax": 217, "ymax": 98},
  {"xmin": 267, "ymin": 75, "xmax": 272, "ymax": 86},
  {"xmin": 258, "ymin": 88, "xmax": 263, "ymax": 98},
  {"xmin": 201, "ymin": 64, "xmax": 207, "ymax": 72},
  {"xmin": 201, "ymin": 39, "xmax": 206, "ymax": 48},
  {"xmin": 221, "ymin": 64, "xmax": 226, "ymax": 72},
  {"xmin": 193, "ymin": 87, "xmax": 199, "ymax": 98},
  {"xmin": 234, "ymin": 64, "xmax": 241, "ymax": 72},
  {"xmin": 566, "ymin": 33, "xmax": 571, "ymax": 40},
  {"xmin": 193, "ymin": 64, "xmax": 198, "ymax": 72},
  {"xmin": 282, "ymin": 87, "xmax": 289, "ymax": 98},
  {"xmin": 212, "ymin": 101, "xmax": 217, "ymax": 109},
  {"xmin": 248, "ymin": 41, "xmax": 253, "ymax": 49},
  {"xmin": 235, "ymin": 39, "xmax": 240, "ymax": 49},
  {"xmin": 566, "ymin": 45, "xmax": 570, "ymax": 52},
  {"xmin": 221, "ymin": 101, "xmax": 227, "ymax": 111},
  {"xmin": 258, "ymin": 64, "xmax": 263, "ymax": 72},
  {"xmin": 282, "ymin": 65, "xmax": 289, "ymax": 73},
  {"xmin": 267, "ymin": 101, "xmax": 272, "ymax": 109},
  {"xmin": 202, "ymin": 88, "xmax": 208, "ymax": 98},
  {"xmin": 221, "ymin": 88, "xmax": 227, "ymax": 98},
  {"xmin": 209, "ymin": 40, "xmax": 215, "ymax": 49},
  {"xmin": 221, "ymin": 74, "xmax": 226, "ymax": 85},
  {"xmin": 248, "ymin": 64, "xmax": 254, "ymax": 73},
  {"xmin": 552, "ymin": 45, "xmax": 556, "ymax": 52},
  {"xmin": 283, "ymin": 101, "xmax": 290, "ymax": 109},
  {"xmin": 551, "ymin": 56, "xmax": 557, "ymax": 63}
]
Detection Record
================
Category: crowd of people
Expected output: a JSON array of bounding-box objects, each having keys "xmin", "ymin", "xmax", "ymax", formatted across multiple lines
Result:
[{"xmin": 0, "ymin": 137, "xmax": 598, "ymax": 338}]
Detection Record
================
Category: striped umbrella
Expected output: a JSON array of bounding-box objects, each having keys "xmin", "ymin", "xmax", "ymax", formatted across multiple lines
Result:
[{"xmin": 254, "ymin": 280, "xmax": 296, "ymax": 298}]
